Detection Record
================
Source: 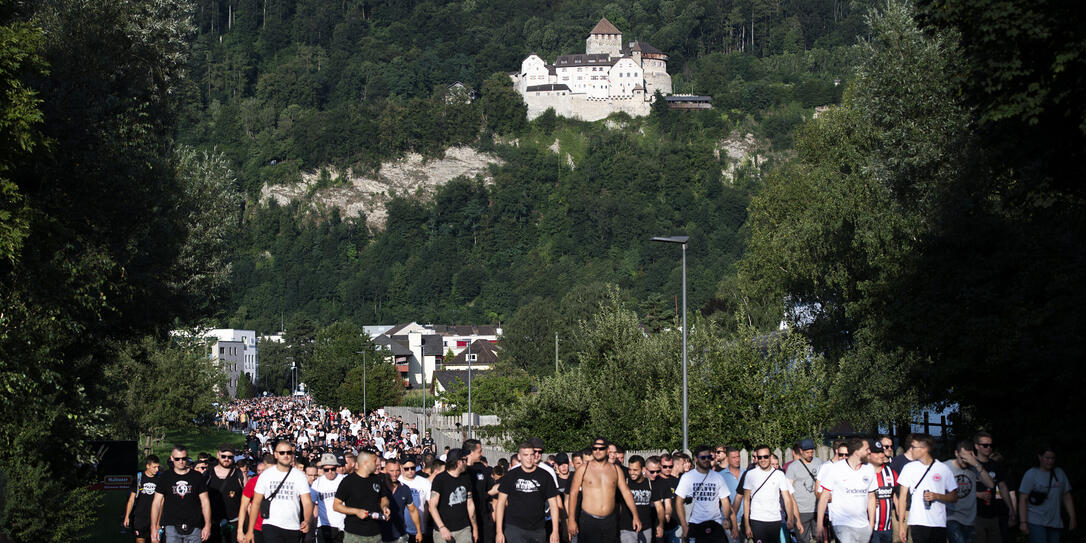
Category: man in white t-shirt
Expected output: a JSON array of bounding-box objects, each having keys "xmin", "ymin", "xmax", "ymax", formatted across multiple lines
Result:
[
  {"xmin": 311, "ymin": 453, "xmax": 347, "ymax": 543},
  {"xmin": 742, "ymin": 445, "xmax": 793, "ymax": 543},
  {"xmin": 896, "ymin": 434, "xmax": 958, "ymax": 543},
  {"xmin": 246, "ymin": 441, "xmax": 314, "ymax": 543},
  {"xmin": 675, "ymin": 445, "xmax": 736, "ymax": 543},
  {"xmin": 399, "ymin": 456, "xmax": 432, "ymax": 540},
  {"xmin": 815, "ymin": 438, "xmax": 875, "ymax": 543}
]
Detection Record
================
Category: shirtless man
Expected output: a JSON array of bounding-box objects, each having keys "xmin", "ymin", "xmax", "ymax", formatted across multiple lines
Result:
[{"xmin": 568, "ymin": 438, "xmax": 642, "ymax": 543}]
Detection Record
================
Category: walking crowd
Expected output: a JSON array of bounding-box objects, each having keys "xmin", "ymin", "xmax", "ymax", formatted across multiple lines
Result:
[{"xmin": 124, "ymin": 396, "xmax": 1076, "ymax": 543}]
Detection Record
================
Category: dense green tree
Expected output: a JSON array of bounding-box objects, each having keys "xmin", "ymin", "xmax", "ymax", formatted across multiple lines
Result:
[
  {"xmin": 739, "ymin": 1, "xmax": 964, "ymax": 430},
  {"xmin": 337, "ymin": 360, "xmax": 404, "ymax": 413},
  {"xmin": 438, "ymin": 372, "xmax": 535, "ymax": 416},
  {"xmin": 480, "ymin": 72, "xmax": 526, "ymax": 135},
  {"xmin": 104, "ymin": 335, "xmax": 226, "ymax": 440},
  {"xmin": 495, "ymin": 291, "xmax": 828, "ymax": 451},
  {"xmin": 304, "ymin": 321, "xmax": 371, "ymax": 407}
]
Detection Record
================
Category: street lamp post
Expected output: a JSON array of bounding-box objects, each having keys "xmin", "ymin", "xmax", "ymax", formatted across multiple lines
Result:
[
  {"xmin": 421, "ymin": 352, "xmax": 427, "ymax": 438},
  {"xmin": 467, "ymin": 341, "xmax": 473, "ymax": 439},
  {"xmin": 288, "ymin": 356, "xmax": 295, "ymax": 395},
  {"xmin": 651, "ymin": 235, "xmax": 689, "ymax": 453},
  {"xmin": 355, "ymin": 350, "xmax": 368, "ymax": 414}
]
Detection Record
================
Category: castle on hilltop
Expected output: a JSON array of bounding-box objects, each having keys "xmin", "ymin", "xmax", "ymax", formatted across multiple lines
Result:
[{"xmin": 510, "ymin": 18, "xmax": 673, "ymax": 122}]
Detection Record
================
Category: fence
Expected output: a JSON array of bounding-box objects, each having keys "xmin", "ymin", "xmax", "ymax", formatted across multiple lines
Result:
[{"xmin": 381, "ymin": 407, "xmax": 910, "ymax": 467}]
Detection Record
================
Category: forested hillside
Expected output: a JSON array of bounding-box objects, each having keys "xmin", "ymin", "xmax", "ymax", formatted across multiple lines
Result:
[{"xmin": 181, "ymin": 0, "xmax": 871, "ymax": 332}]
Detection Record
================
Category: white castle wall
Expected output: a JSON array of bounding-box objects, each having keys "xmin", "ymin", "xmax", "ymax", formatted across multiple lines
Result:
[
  {"xmin": 586, "ymin": 34, "xmax": 622, "ymax": 56},
  {"xmin": 643, "ymin": 58, "xmax": 672, "ymax": 95},
  {"xmin": 523, "ymin": 91, "xmax": 652, "ymax": 122}
]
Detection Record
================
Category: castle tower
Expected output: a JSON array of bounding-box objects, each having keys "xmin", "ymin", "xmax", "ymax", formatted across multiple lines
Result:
[{"xmin": 586, "ymin": 18, "xmax": 622, "ymax": 57}]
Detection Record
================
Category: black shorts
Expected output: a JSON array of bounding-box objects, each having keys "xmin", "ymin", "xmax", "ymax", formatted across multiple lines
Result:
[
  {"xmin": 578, "ymin": 512, "xmax": 618, "ymax": 543},
  {"xmin": 132, "ymin": 524, "xmax": 153, "ymax": 539},
  {"xmin": 688, "ymin": 521, "xmax": 726, "ymax": 543}
]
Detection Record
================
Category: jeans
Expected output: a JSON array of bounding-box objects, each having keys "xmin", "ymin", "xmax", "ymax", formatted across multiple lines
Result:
[
  {"xmin": 165, "ymin": 525, "xmax": 204, "ymax": 543},
  {"xmin": 946, "ymin": 521, "xmax": 975, "ymax": 543},
  {"xmin": 1026, "ymin": 524, "xmax": 1061, "ymax": 543}
]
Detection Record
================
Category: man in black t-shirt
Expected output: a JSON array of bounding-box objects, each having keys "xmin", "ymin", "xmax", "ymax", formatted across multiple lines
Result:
[
  {"xmin": 620, "ymin": 456, "xmax": 661, "ymax": 543},
  {"xmin": 655, "ymin": 455, "xmax": 680, "ymax": 543},
  {"xmin": 465, "ymin": 439, "xmax": 496, "ymax": 543},
  {"xmin": 207, "ymin": 445, "xmax": 246, "ymax": 543},
  {"xmin": 335, "ymin": 450, "xmax": 392, "ymax": 543},
  {"xmin": 124, "ymin": 454, "xmax": 162, "ymax": 543},
  {"xmin": 496, "ymin": 442, "xmax": 561, "ymax": 543},
  {"xmin": 972, "ymin": 432, "xmax": 1016, "ymax": 543},
  {"xmin": 554, "ymin": 454, "xmax": 573, "ymax": 543},
  {"xmin": 151, "ymin": 445, "xmax": 212, "ymax": 543},
  {"xmin": 430, "ymin": 448, "xmax": 477, "ymax": 543}
]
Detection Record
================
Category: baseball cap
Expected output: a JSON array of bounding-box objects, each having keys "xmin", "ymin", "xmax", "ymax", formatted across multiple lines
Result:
[
  {"xmin": 528, "ymin": 437, "xmax": 545, "ymax": 449},
  {"xmin": 555, "ymin": 453, "xmax": 570, "ymax": 465},
  {"xmin": 869, "ymin": 440, "xmax": 886, "ymax": 453},
  {"xmin": 798, "ymin": 439, "xmax": 816, "ymax": 451}
]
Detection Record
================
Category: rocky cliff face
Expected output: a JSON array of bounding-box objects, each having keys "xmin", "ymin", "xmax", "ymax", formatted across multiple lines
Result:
[{"xmin": 260, "ymin": 147, "xmax": 503, "ymax": 229}]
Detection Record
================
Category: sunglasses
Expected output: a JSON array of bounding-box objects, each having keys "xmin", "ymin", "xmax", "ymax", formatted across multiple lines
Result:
[
  {"xmin": 976, "ymin": 443, "xmax": 992, "ymax": 448},
  {"xmin": 755, "ymin": 454, "xmax": 771, "ymax": 460},
  {"xmin": 276, "ymin": 450, "xmax": 296, "ymax": 456},
  {"xmin": 172, "ymin": 456, "xmax": 189, "ymax": 462},
  {"xmin": 836, "ymin": 452, "xmax": 848, "ymax": 457},
  {"xmin": 647, "ymin": 469, "xmax": 661, "ymax": 474},
  {"xmin": 661, "ymin": 464, "xmax": 673, "ymax": 469},
  {"xmin": 696, "ymin": 455, "xmax": 713, "ymax": 460},
  {"xmin": 322, "ymin": 467, "xmax": 336, "ymax": 472},
  {"xmin": 219, "ymin": 455, "xmax": 234, "ymax": 460},
  {"xmin": 592, "ymin": 445, "xmax": 607, "ymax": 450}
]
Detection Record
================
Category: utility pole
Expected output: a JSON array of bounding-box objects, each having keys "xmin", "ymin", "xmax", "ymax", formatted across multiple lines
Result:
[
  {"xmin": 467, "ymin": 341, "xmax": 472, "ymax": 439},
  {"xmin": 288, "ymin": 357, "xmax": 295, "ymax": 395},
  {"xmin": 555, "ymin": 333, "xmax": 559, "ymax": 373}
]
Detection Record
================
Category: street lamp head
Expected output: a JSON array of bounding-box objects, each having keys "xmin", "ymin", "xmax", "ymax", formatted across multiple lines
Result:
[{"xmin": 651, "ymin": 235, "xmax": 689, "ymax": 244}]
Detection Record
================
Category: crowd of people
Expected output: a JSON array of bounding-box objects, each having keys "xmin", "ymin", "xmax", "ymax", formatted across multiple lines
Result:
[{"xmin": 123, "ymin": 396, "xmax": 1076, "ymax": 543}]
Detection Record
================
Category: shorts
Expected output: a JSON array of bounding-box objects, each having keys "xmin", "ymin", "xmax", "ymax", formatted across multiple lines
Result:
[
  {"xmin": 831, "ymin": 524, "xmax": 871, "ymax": 543},
  {"xmin": 132, "ymin": 524, "xmax": 153, "ymax": 539},
  {"xmin": 165, "ymin": 525, "xmax": 203, "ymax": 543},
  {"xmin": 747, "ymin": 520, "xmax": 778, "ymax": 543},
  {"xmin": 688, "ymin": 521, "xmax": 726, "ymax": 543},
  {"xmin": 579, "ymin": 512, "xmax": 618, "ymax": 543},
  {"xmin": 438, "ymin": 526, "xmax": 473, "ymax": 543},
  {"xmin": 264, "ymin": 525, "xmax": 302, "ymax": 543},
  {"xmin": 345, "ymin": 533, "xmax": 383, "ymax": 543},
  {"xmin": 319, "ymin": 526, "xmax": 346, "ymax": 543}
]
